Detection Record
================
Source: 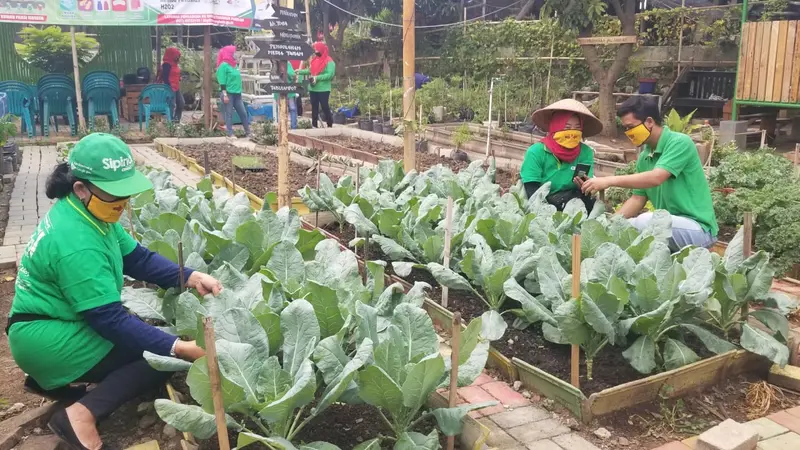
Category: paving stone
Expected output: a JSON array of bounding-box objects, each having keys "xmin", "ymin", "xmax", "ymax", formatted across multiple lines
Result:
[
  {"xmin": 524, "ymin": 439, "xmax": 562, "ymax": 450},
  {"xmin": 552, "ymin": 433, "xmax": 602, "ymax": 450},
  {"xmin": 506, "ymin": 418, "xmax": 570, "ymax": 442},
  {"xmin": 458, "ymin": 386, "xmax": 505, "ymax": 416},
  {"xmin": 15, "ymin": 434, "xmax": 67, "ymax": 450},
  {"xmin": 768, "ymin": 365, "xmax": 800, "ymax": 392},
  {"xmin": 477, "ymin": 417, "xmax": 521, "ymax": 448},
  {"xmin": 488, "ymin": 406, "xmax": 550, "ymax": 429},
  {"xmin": 471, "ymin": 373, "xmax": 495, "ymax": 386},
  {"xmin": 766, "ymin": 410, "xmax": 800, "ymax": 434},
  {"xmin": 682, "ymin": 436, "xmax": 698, "ymax": 448},
  {"xmin": 697, "ymin": 419, "xmax": 758, "ymax": 450},
  {"xmin": 746, "ymin": 418, "xmax": 788, "ymax": 441},
  {"xmin": 756, "ymin": 431, "xmax": 800, "ymax": 450},
  {"xmin": 652, "ymin": 442, "xmax": 693, "ymax": 450},
  {"xmin": 786, "ymin": 406, "xmax": 800, "ymax": 418},
  {"xmin": 482, "ymin": 381, "xmax": 529, "ymax": 407}
]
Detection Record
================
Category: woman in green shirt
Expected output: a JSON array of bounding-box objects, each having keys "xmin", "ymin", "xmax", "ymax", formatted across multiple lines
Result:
[
  {"xmin": 297, "ymin": 42, "xmax": 336, "ymax": 128},
  {"xmin": 7, "ymin": 133, "xmax": 221, "ymax": 450},
  {"xmin": 520, "ymin": 99, "xmax": 603, "ymax": 211},
  {"xmin": 216, "ymin": 45, "xmax": 251, "ymax": 137}
]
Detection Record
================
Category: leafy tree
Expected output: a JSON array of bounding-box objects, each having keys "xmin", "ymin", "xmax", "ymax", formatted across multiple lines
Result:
[
  {"xmin": 17, "ymin": 26, "xmax": 98, "ymax": 74},
  {"xmin": 544, "ymin": 0, "xmax": 637, "ymax": 137}
]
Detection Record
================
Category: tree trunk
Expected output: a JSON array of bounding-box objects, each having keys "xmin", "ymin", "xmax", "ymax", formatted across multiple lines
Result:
[
  {"xmin": 597, "ymin": 80, "xmax": 617, "ymax": 138},
  {"xmin": 515, "ymin": 0, "xmax": 537, "ymax": 20}
]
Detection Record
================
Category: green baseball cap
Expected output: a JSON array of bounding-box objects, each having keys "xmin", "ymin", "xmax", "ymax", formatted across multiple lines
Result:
[{"xmin": 68, "ymin": 133, "xmax": 153, "ymax": 197}]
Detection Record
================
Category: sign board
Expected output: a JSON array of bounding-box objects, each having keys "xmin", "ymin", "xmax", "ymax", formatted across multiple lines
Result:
[
  {"xmin": 253, "ymin": 4, "xmax": 303, "ymax": 31},
  {"xmin": 274, "ymin": 30, "xmax": 308, "ymax": 42},
  {"xmin": 265, "ymin": 83, "xmax": 305, "ymax": 95},
  {"xmin": 254, "ymin": 40, "xmax": 313, "ymax": 60},
  {"xmin": 576, "ymin": 36, "xmax": 638, "ymax": 45}
]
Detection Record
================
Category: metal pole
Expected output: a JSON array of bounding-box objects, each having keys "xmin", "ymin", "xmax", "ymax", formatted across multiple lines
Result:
[
  {"xmin": 70, "ymin": 26, "xmax": 86, "ymax": 131},
  {"xmin": 402, "ymin": 0, "xmax": 417, "ymax": 173},
  {"xmin": 203, "ymin": 26, "xmax": 212, "ymax": 129}
]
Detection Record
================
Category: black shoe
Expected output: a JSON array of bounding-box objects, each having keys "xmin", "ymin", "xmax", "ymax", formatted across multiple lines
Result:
[
  {"xmin": 24, "ymin": 376, "xmax": 87, "ymax": 403},
  {"xmin": 48, "ymin": 408, "xmax": 91, "ymax": 450}
]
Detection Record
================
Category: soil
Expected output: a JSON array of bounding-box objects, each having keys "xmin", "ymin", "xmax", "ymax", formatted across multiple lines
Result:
[
  {"xmin": 323, "ymin": 136, "xmax": 516, "ymax": 188},
  {"xmin": 718, "ymin": 224, "xmax": 738, "ymax": 243},
  {"xmin": 177, "ymin": 143, "xmax": 339, "ymax": 198}
]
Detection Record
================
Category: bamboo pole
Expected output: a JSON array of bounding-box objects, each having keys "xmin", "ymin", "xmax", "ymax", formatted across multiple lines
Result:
[
  {"xmin": 570, "ymin": 234, "xmax": 581, "ymax": 389},
  {"xmin": 402, "ymin": 0, "xmax": 417, "ymax": 173},
  {"xmin": 441, "ymin": 197, "xmax": 454, "ymax": 307},
  {"xmin": 277, "ymin": 61, "xmax": 291, "ymax": 208},
  {"xmin": 545, "ymin": 32, "xmax": 555, "ymax": 104},
  {"xmin": 203, "ymin": 150, "xmax": 210, "ymax": 176},
  {"xmin": 231, "ymin": 159, "xmax": 236, "ymax": 194},
  {"xmin": 794, "ymin": 143, "xmax": 799, "ymax": 170},
  {"xmin": 741, "ymin": 212, "xmax": 753, "ymax": 320},
  {"xmin": 70, "ymin": 26, "xmax": 86, "ymax": 131},
  {"xmin": 315, "ymin": 153, "xmax": 321, "ymax": 226},
  {"xmin": 202, "ymin": 318, "xmax": 231, "ymax": 450},
  {"xmin": 760, "ymin": 130, "xmax": 767, "ymax": 149},
  {"xmin": 304, "ymin": 0, "xmax": 313, "ymax": 45},
  {"xmin": 203, "ymin": 26, "xmax": 212, "ymax": 129},
  {"xmin": 446, "ymin": 312, "xmax": 461, "ymax": 450}
]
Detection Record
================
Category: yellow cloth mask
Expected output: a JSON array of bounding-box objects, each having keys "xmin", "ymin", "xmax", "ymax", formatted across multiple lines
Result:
[
  {"xmin": 87, "ymin": 195, "xmax": 129, "ymax": 223},
  {"xmin": 625, "ymin": 123, "xmax": 652, "ymax": 147},
  {"xmin": 552, "ymin": 130, "xmax": 583, "ymax": 149}
]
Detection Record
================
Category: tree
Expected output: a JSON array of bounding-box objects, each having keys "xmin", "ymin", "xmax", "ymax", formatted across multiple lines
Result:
[
  {"xmin": 544, "ymin": 0, "xmax": 636, "ymax": 137},
  {"xmin": 16, "ymin": 26, "xmax": 98, "ymax": 74}
]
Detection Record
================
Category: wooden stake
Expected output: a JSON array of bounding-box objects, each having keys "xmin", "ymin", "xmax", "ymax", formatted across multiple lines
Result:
[
  {"xmin": 794, "ymin": 143, "xmax": 799, "ymax": 170},
  {"xmin": 741, "ymin": 212, "xmax": 753, "ymax": 320},
  {"xmin": 70, "ymin": 26, "xmax": 86, "ymax": 131},
  {"xmin": 446, "ymin": 312, "xmax": 461, "ymax": 450},
  {"xmin": 202, "ymin": 318, "xmax": 231, "ymax": 450},
  {"xmin": 441, "ymin": 197, "xmax": 454, "ymax": 307},
  {"xmin": 231, "ymin": 159, "xmax": 236, "ymax": 194},
  {"xmin": 570, "ymin": 234, "xmax": 581, "ymax": 389},
  {"xmin": 402, "ymin": 0, "xmax": 417, "ymax": 173},
  {"xmin": 315, "ymin": 153, "xmax": 321, "ymax": 226},
  {"xmin": 178, "ymin": 241, "xmax": 185, "ymax": 291},
  {"xmin": 277, "ymin": 60, "xmax": 291, "ymax": 208},
  {"xmin": 126, "ymin": 203, "xmax": 137, "ymax": 240},
  {"xmin": 760, "ymin": 129, "xmax": 767, "ymax": 149},
  {"xmin": 203, "ymin": 150, "xmax": 210, "ymax": 176},
  {"xmin": 203, "ymin": 26, "xmax": 212, "ymax": 129}
]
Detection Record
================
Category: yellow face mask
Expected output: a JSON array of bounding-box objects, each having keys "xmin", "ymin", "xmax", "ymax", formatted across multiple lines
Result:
[
  {"xmin": 86, "ymin": 195, "xmax": 129, "ymax": 223},
  {"xmin": 625, "ymin": 123, "xmax": 652, "ymax": 147},
  {"xmin": 552, "ymin": 130, "xmax": 583, "ymax": 149}
]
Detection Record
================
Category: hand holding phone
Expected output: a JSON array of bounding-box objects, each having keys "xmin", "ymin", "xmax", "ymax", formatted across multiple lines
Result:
[{"xmin": 574, "ymin": 163, "xmax": 590, "ymax": 180}]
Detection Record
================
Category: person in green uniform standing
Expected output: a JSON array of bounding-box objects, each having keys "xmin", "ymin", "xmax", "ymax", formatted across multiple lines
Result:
[
  {"xmin": 6, "ymin": 133, "xmax": 222, "ymax": 450},
  {"xmin": 297, "ymin": 42, "xmax": 335, "ymax": 128},
  {"xmin": 276, "ymin": 62, "xmax": 298, "ymax": 129},
  {"xmin": 580, "ymin": 97, "xmax": 718, "ymax": 250},
  {"xmin": 216, "ymin": 45, "xmax": 251, "ymax": 137},
  {"xmin": 520, "ymin": 99, "xmax": 603, "ymax": 211}
]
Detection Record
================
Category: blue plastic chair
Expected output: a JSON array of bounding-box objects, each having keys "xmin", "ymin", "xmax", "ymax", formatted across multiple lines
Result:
[
  {"xmin": 84, "ymin": 82, "xmax": 120, "ymax": 130},
  {"xmin": 0, "ymin": 82, "xmax": 35, "ymax": 137},
  {"xmin": 38, "ymin": 84, "xmax": 77, "ymax": 137},
  {"xmin": 38, "ymin": 74, "xmax": 73, "ymax": 90},
  {"xmin": 138, "ymin": 84, "xmax": 174, "ymax": 130},
  {"xmin": 82, "ymin": 71, "xmax": 119, "ymax": 91}
]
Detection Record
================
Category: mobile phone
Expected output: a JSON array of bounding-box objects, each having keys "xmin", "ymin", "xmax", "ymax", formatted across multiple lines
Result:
[{"xmin": 574, "ymin": 163, "xmax": 590, "ymax": 180}]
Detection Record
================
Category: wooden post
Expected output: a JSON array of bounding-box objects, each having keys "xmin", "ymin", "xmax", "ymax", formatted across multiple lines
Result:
[
  {"xmin": 231, "ymin": 159, "xmax": 236, "ymax": 194},
  {"xmin": 202, "ymin": 318, "xmax": 231, "ymax": 450},
  {"xmin": 485, "ymin": 78, "xmax": 495, "ymax": 161},
  {"xmin": 203, "ymin": 150, "xmax": 210, "ymax": 176},
  {"xmin": 178, "ymin": 241, "xmax": 185, "ymax": 291},
  {"xmin": 441, "ymin": 197, "xmax": 454, "ymax": 307},
  {"xmin": 203, "ymin": 26, "xmax": 212, "ymax": 130},
  {"xmin": 570, "ymin": 234, "xmax": 581, "ymax": 389},
  {"xmin": 794, "ymin": 143, "xmax": 799, "ymax": 170},
  {"xmin": 402, "ymin": 0, "xmax": 416, "ymax": 173},
  {"xmin": 315, "ymin": 153, "xmax": 321, "ymax": 226},
  {"xmin": 741, "ymin": 212, "xmax": 753, "ymax": 320},
  {"xmin": 545, "ymin": 32, "xmax": 555, "ymax": 104},
  {"xmin": 446, "ymin": 312, "xmax": 461, "ymax": 450},
  {"xmin": 676, "ymin": 0, "xmax": 686, "ymax": 75},
  {"xmin": 760, "ymin": 129, "xmax": 767, "ymax": 149},
  {"xmin": 126, "ymin": 203, "xmax": 136, "ymax": 240},
  {"xmin": 277, "ymin": 60, "xmax": 291, "ymax": 208},
  {"xmin": 70, "ymin": 26, "xmax": 86, "ymax": 131}
]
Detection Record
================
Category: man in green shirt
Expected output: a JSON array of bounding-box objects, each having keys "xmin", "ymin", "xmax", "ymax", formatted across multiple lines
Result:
[{"xmin": 580, "ymin": 97, "xmax": 718, "ymax": 250}]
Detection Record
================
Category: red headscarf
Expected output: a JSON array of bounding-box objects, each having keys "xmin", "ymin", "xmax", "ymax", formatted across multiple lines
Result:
[
  {"xmin": 216, "ymin": 45, "xmax": 236, "ymax": 68},
  {"xmin": 310, "ymin": 42, "xmax": 333, "ymax": 76},
  {"xmin": 162, "ymin": 47, "xmax": 180, "ymax": 65},
  {"xmin": 541, "ymin": 111, "xmax": 583, "ymax": 163},
  {"xmin": 290, "ymin": 60, "xmax": 302, "ymax": 71}
]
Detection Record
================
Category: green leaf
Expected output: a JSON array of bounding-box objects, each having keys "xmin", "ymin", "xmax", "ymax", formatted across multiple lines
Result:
[
  {"xmin": 215, "ymin": 340, "xmax": 262, "ymax": 401},
  {"xmin": 401, "ymin": 354, "xmax": 446, "ymax": 410},
  {"xmin": 176, "ymin": 291, "xmax": 207, "ymax": 337},
  {"xmin": 663, "ymin": 338, "xmax": 700, "ymax": 371},
  {"xmin": 143, "ymin": 352, "xmax": 192, "ymax": 372},
  {"xmin": 622, "ymin": 335, "xmax": 657, "ymax": 374},
  {"xmin": 344, "ymin": 204, "xmax": 379, "ymax": 235},
  {"xmin": 680, "ymin": 324, "xmax": 737, "ymax": 354},
  {"xmin": 553, "ymin": 300, "xmax": 589, "ymax": 346},
  {"xmin": 591, "ymin": 243, "xmax": 635, "ymax": 286},
  {"xmin": 267, "ymin": 241, "xmax": 306, "ymax": 293},
  {"xmin": 394, "ymin": 430, "xmax": 439, "ymax": 450},
  {"xmin": 581, "ymin": 220, "xmax": 611, "ymax": 259},
  {"xmin": 305, "ymin": 281, "xmax": 345, "ymax": 339},
  {"xmin": 426, "ymin": 262, "xmax": 473, "ymax": 291},
  {"xmin": 480, "ymin": 310, "xmax": 507, "ymax": 341},
  {"xmin": 150, "ymin": 212, "xmax": 188, "ymax": 235},
  {"xmin": 313, "ymin": 335, "xmax": 350, "ymax": 385},
  {"xmin": 215, "ymin": 308, "xmax": 271, "ymax": 358},
  {"xmin": 391, "ymin": 303, "xmax": 439, "ymax": 363},
  {"xmin": 315, "ymin": 338, "xmax": 374, "ymax": 415},
  {"xmin": 154, "ymin": 399, "xmax": 239, "ymax": 440},
  {"xmin": 422, "ymin": 235, "xmax": 444, "ymax": 263},
  {"xmin": 537, "ymin": 247, "xmax": 568, "ymax": 304},
  {"xmin": 723, "ymin": 226, "xmax": 745, "ymax": 273},
  {"xmin": 237, "ymin": 432, "xmax": 297, "ymax": 450},
  {"xmin": 187, "ymin": 357, "xmax": 246, "ymax": 413},
  {"xmin": 258, "ymin": 359, "xmax": 316, "ymax": 423},
  {"xmin": 373, "ymin": 235, "xmax": 418, "ymax": 261},
  {"xmin": 503, "ymin": 278, "xmax": 556, "ymax": 326},
  {"xmin": 120, "ymin": 288, "xmax": 167, "ymax": 322},
  {"xmin": 432, "ymin": 402, "xmax": 497, "ymax": 436},
  {"xmin": 281, "ymin": 299, "xmax": 321, "ymax": 378},
  {"xmin": 632, "ymin": 277, "xmax": 660, "ymax": 313},
  {"xmin": 353, "ymin": 439, "xmax": 381, "ymax": 450},
  {"xmin": 297, "ymin": 229, "xmax": 325, "ymax": 260},
  {"xmin": 235, "ymin": 221, "xmax": 265, "ymax": 265},
  {"xmin": 210, "ymin": 243, "xmax": 250, "ymax": 273},
  {"xmin": 741, "ymin": 323, "xmax": 789, "ymax": 366},
  {"xmin": 750, "ymin": 309, "xmax": 790, "ymax": 342},
  {"xmin": 300, "ymin": 443, "xmax": 342, "ymax": 450},
  {"xmin": 256, "ymin": 356, "xmax": 292, "ymax": 403},
  {"xmin": 581, "ymin": 295, "xmax": 617, "ymax": 344}
]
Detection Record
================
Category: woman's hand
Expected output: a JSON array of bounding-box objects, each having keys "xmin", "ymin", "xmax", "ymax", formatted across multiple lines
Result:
[
  {"xmin": 175, "ymin": 340, "xmax": 205, "ymax": 361},
  {"xmin": 222, "ymin": 92, "xmax": 229, "ymax": 104},
  {"xmin": 311, "ymin": 76, "xmax": 317, "ymax": 85},
  {"xmin": 580, "ymin": 177, "xmax": 611, "ymax": 196},
  {"xmin": 187, "ymin": 272, "xmax": 223, "ymax": 296}
]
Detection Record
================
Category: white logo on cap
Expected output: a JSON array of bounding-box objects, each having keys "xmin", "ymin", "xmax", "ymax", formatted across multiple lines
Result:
[{"xmin": 102, "ymin": 157, "xmax": 134, "ymax": 172}]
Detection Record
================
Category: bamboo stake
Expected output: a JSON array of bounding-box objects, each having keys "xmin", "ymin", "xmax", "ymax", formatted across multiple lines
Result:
[
  {"xmin": 794, "ymin": 143, "xmax": 799, "ymax": 170},
  {"xmin": 70, "ymin": 26, "xmax": 86, "ymax": 131},
  {"xmin": 202, "ymin": 318, "xmax": 231, "ymax": 450},
  {"xmin": 315, "ymin": 153, "xmax": 322, "ymax": 227},
  {"xmin": 446, "ymin": 312, "xmax": 461, "ymax": 450},
  {"xmin": 402, "ymin": 0, "xmax": 416, "ymax": 173},
  {"xmin": 570, "ymin": 234, "xmax": 581, "ymax": 389},
  {"xmin": 231, "ymin": 159, "xmax": 236, "ymax": 194},
  {"xmin": 203, "ymin": 26, "xmax": 212, "ymax": 129},
  {"xmin": 741, "ymin": 212, "xmax": 753, "ymax": 321},
  {"xmin": 178, "ymin": 241, "xmax": 185, "ymax": 291},
  {"xmin": 760, "ymin": 130, "xmax": 767, "ymax": 149},
  {"xmin": 203, "ymin": 150, "xmax": 210, "ymax": 176},
  {"xmin": 442, "ymin": 197, "xmax": 454, "ymax": 307}
]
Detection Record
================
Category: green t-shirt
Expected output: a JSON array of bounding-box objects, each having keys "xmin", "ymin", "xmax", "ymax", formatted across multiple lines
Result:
[
  {"xmin": 8, "ymin": 194, "xmax": 138, "ymax": 390},
  {"xmin": 216, "ymin": 62, "xmax": 243, "ymax": 95},
  {"xmin": 274, "ymin": 64, "xmax": 297, "ymax": 101},
  {"xmin": 633, "ymin": 127, "xmax": 719, "ymax": 236},
  {"xmin": 520, "ymin": 142, "xmax": 595, "ymax": 194}
]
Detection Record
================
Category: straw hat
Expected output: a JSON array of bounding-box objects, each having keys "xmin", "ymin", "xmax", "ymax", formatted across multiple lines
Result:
[{"xmin": 532, "ymin": 99, "xmax": 603, "ymax": 137}]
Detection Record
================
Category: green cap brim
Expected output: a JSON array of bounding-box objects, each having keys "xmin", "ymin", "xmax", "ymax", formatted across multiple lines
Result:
[{"xmin": 92, "ymin": 169, "xmax": 153, "ymax": 197}]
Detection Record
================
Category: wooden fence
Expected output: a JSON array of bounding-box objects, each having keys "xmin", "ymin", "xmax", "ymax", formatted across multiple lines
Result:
[{"xmin": 736, "ymin": 20, "xmax": 800, "ymax": 103}]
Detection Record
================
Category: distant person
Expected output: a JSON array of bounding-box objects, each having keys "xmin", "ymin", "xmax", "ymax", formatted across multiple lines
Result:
[
  {"xmin": 415, "ymin": 73, "xmax": 431, "ymax": 90},
  {"xmin": 275, "ymin": 62, "xmax": 298, "ymax": 129},
  {"xmin": 521, "ymin": 99, "xmax": 602, "ymax": 211},
  {"xmin": 290, "ymin": 60, "xmax": 304, "ymax": 117},
  {"xmin": 157, "ymin": 47, "xmax": 183, "ymax": 123},
  {"xmin": 216, "ymin": 45, "xmax": 251, "ymax": 137},
  {"xmin": 580, "ymin": 96, "xmax": 718, "ymax": 250},
  {"xmin": 297, "ymin": 42, "xmax": 335, "ymax": 128}
]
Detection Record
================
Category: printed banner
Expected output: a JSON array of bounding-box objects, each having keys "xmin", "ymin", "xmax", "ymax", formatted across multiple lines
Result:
[{"xmin": 0, "ymin": 0, "xmax": 275, "ymax": 28}]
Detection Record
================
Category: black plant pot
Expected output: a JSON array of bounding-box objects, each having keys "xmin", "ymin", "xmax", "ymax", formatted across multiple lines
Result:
[
  {"xmin": 333, "ymin": 112, "xmax": 347, "ymax": 125},
  {"xmin": 359, "ymin": 119, "xmax": 373, "ymax": 131},
  {"xmin": 383, "ymin": 124, "xmax": 395, "ymax": 135}
]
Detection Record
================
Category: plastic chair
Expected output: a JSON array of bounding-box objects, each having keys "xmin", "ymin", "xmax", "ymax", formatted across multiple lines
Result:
[
  {"xmin": 38, "ymin": 84, "xmax": 77, "ymax": 137},
  {"xmin": 84, "ymin": 83, "xmax": 120, "ymax": 130},
  {"xmin": 138, "ymin": 84, "xmax": 174, "ymax": 130},
  {"xmin": 38, "ymin": 74, "xmax": 73, "ymax": 90},
  {"xmin": 82, "ymin": 71, "xmax": 119, "ymax": 91},
  {"xmin": 0, "ymin": 82, "xmax": 35, "ymax": 137}
]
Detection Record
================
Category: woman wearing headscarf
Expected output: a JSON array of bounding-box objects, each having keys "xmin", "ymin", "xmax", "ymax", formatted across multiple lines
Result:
[
  {"xmin": 290, "ymin": 60, "xmax": 304, "ymax": 117},
  {"xmin": 7, "ymin": 133, "xmax": 221, "ymax": 450},
  {"xmin": 297, "ymin": 42, "xmax": 335, "ymax": 128},
  {"xmin": 275, "ymin": 62, "xmax": 298, "ymax": 129},
  {"xmin": 520, "ymin": 99, "xmax": 603, "ymax": 211},
  {"xmin": 158, "ymin": 47, "xmax": 183, "ymax": 123},
  {"xmin": 216, "ymin": 45, "xmax": 250, "ymax": 136}
]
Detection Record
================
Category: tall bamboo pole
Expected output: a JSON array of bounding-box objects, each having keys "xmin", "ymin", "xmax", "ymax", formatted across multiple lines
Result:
[
  {"xmin": 570, "ymin": 234, "xmax": 581, "ymax": 389},
  {"xmin": 70, "ymin": 27, "xmax": 86, "ymax": 131},
  {"xmin": 402, "ymin": 0, "xmax": 416, "ymax": 172},
  {"xmin": 203, "ymin": 26, "xmax": 212, "ymax": 129},
  {"xmin": 277, "ymin": 61, "xmax": 290, "ymax": 208}
]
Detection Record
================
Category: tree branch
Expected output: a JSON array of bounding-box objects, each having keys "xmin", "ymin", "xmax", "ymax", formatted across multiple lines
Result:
[
  {"xmin": 515, "ymin": 0, "xmax": 537, "ymax": 20},
  {"xmin": 579, "ymin": 44, "xmax": 606, "ymax": 83},
  {"xmin": 606, "ymin": 43, "xmax": 635, "ymax": 85}
]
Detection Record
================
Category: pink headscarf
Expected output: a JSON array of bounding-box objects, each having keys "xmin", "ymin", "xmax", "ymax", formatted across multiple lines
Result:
[
  {"xmin": 216, "ymin": 45, "xmax": 236, "ymax": 68},
  {"xmin": 540, "ymin": 111, "xmax": 583, "ymax": 163}
]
